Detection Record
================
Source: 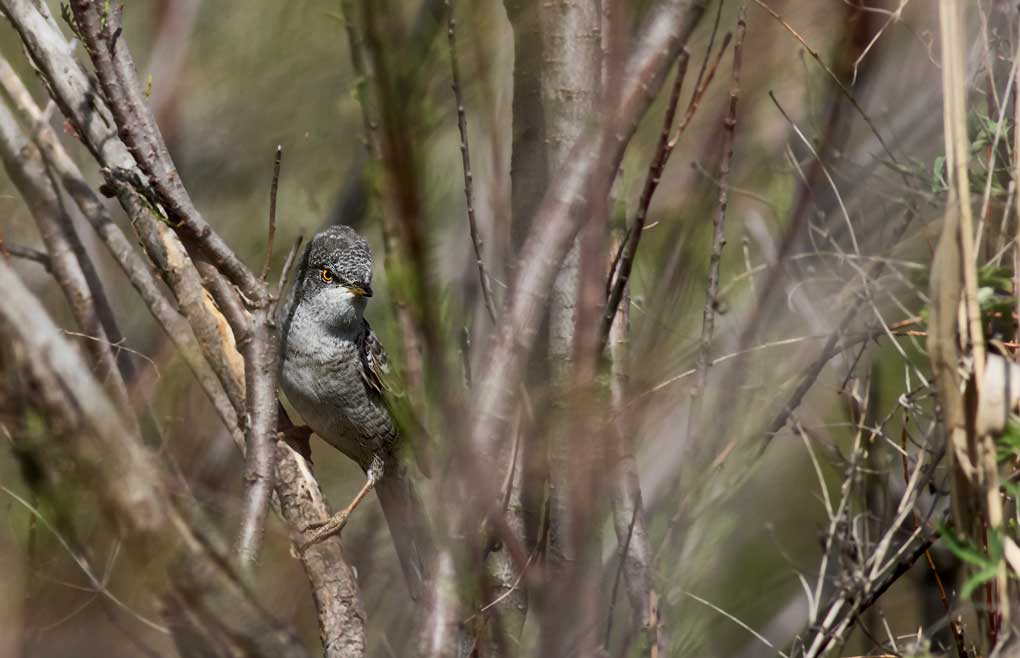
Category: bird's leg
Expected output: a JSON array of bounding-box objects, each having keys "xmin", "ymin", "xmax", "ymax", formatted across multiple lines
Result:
[{"xmin": 298, "ymin": 455, "xmax": 385, "ymax": 552}]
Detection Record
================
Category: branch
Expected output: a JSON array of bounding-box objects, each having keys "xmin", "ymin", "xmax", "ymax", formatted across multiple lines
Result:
[
  {"xmin": 600, "ymin": 50, "xmax": 690, "ymax": 349},
  {"xmin": 473, "ymin": 0, "xmax": 707, "ymax": 510},
  {"xmin": 0, "ymin": 55, "xmax": 243, "ymax": 445},
  {"xmin": 0, "ymin": 241, "xmax": 51, "ymax": 270},
  {"xmin": 601, "ymin": 30, "xmax": 733, "ymax": 349},
  {"xmin": 1, "ymin": 2, "xmax": 365, "ymax": 648},
  {"xmin": 67, "ymin": 0, "xmax": 281, "ymax": 567},
  {"xmin": 446, "ymin": 0, "xmax": 497, "ymax": 323},
  {"xmin": 432, "ymin": 1, "xmax": 707, "ymax": 653},
  {"xmin": 68, "ymin": 0, "xmax": 264, "ymax": 301},
  {"xmin": 260, "ymin": 145, "xmax": 283, "ymax": 281},
  {"xmin": 0, "ymin": 256, "xmax": 311, "ymax": 658},
  {"xmin": 687, "ymin": 4, "xmax": 747, "ymax": 431},
  {"xmin": 0, "ymin": 89, "xmax": 138, "ymax": 433}
]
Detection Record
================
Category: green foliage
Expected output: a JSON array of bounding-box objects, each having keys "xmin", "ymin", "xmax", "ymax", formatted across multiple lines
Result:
[
  {"xmin": 939, "ymin": 524, "xmax": 1005, "ymax": 598},
  {"xmin": 997, "ymin": 417, "xmax": 1020, "ymax": 462},
  {"xmin": 930, "ymin": 111, "xmax": 1013, "ymax": 195},
  {"xmin": 978, "ymin": 265, "xmax": 1016, "ymax": 338}
]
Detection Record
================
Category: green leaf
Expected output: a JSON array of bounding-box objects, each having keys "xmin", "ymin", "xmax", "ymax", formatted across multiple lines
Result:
[
  {"xmin": 1003, "ymin": 479, "xmax": 1020, "ymax": 501},
  {"xmin": 962, "ymin": 562, "xmax": 1000, "ymax": 598},
  {"xmin": 939, "ymin": 524, "xmax": 995, "ymax": 568}
]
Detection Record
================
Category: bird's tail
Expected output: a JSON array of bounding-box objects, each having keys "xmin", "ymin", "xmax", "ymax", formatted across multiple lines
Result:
[{"xmin": 375, "ymin": 468, "xmax": 434, "ymax": 601}]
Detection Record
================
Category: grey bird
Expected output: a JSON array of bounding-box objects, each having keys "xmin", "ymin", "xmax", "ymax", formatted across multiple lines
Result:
[{"xmin": 278, "ymin": 225, "xmax": 432, "ymax": 598}]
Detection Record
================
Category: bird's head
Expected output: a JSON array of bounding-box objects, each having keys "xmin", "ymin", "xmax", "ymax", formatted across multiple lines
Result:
[{"xmin": 294, "ymin": 225, "xmax": 374, "ymax": 329}]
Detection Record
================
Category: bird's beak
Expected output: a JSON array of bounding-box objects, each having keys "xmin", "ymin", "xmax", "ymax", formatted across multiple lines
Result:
[{"xmin": 347, "ymin": 284, "xmax": 372, "ymax": 297}]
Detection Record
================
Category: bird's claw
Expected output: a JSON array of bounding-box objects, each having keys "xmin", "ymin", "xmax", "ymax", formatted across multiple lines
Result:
[{"xmin": 296, "ymin": 510, "xmax": 351, "ymax": 553}]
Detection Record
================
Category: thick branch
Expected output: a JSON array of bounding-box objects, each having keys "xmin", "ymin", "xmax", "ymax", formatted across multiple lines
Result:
[
  {"xmin": 1, "ymin": 2, "xmax": 364, "ymax": 648},
  {"xmin": 0, "ymin": 55, "xmax": 243, "ymax": 445},
  {"xmin": 473, "ymin": 0, "xmax": 707, "ymax": 506},
  {"xmin": 0, "ymin": 93, "xmax": 138, "ymax": 432}
]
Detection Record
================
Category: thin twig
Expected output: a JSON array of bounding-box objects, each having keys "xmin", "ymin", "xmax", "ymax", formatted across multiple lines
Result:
[
  {"xmin": 602, "ymin": 32, "xmax": 735, "ymax": 348},
  {"xmin": 687, "ymin": 4, "xmax": 746, "ymax": 431},
  {"xmin": 0, "ymin": 241, "xmax": 51, "ymax": 270},
  {"xmin": 276, "ymin": 235, "xmax": 304, "ymax": 297},
  {"xmin": 604, "ymin": 503, "xmax": 640, "ymax": 649},
  {"xmin": 751, "ymin": 0, "xmax": 903, "ymax": 172},
  {"xmin": 446, "ymin": 0, "xmax": 496, "ymax": 323},
  {"xmin": 261, "ymin": 144, "xmax": 283, "ymax": 281},
  {"xmin": 600, "ymin": 50, "xmax": 690, "ymax": 347}
]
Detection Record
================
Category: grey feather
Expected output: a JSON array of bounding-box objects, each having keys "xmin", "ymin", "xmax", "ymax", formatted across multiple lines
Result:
[{"xmin": 278, "ymin": 225, "xmax": 433, "ymax": 597}]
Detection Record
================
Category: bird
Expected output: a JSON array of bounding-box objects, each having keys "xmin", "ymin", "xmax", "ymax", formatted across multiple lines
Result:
[{"xmin": 278, "ymin": 224, "xmax": 432, "ymax": 599}]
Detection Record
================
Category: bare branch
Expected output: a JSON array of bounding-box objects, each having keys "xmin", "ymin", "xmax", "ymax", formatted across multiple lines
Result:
[
  {"xmin": 260, "ymin": 145, "xmax": 283, "ymax": 281},
  {"xmin": 688, "ymin": 4, "xmax": 747, "ymax": 429},
  {"xmin": 473, "ymin": 0, "xmax": 707, "ymax": 503},
  {"xmin": 68, "ymin": 0, "xmax": 264, "ymax": 301},
  {"xmin": 0, "ymin": 241, "xmax": 51, "ymax": 270},
  {"xmin": 0, "ymin": 90, "xmax": 138, "ymax": 432},
  {"xmin": 0, "ymin": 54, "xmax": 243, "ymax": 445},
  {"xmin": 0, "ymin": 3, "xmax": 365, "ymax": 648},
  {"xmin": 446, "ymin": 0, "xmax": 497, "ymax": 323},
  {"xmin": 601, "ymin": 50, "xmax": 690, "ymax": 349},
  {"xmin": 601, "ymin": 30, "xmax": 733, "ymax": 349}
]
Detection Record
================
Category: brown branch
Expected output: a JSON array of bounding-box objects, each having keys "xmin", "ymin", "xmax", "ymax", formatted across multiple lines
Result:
[
  {"xmin": 67, "ymin": 0, "xmax": 280, "ymax": 568},
  {"xmin": 235, "ymin": 303, "xmax": 281, "ymax": 568},
  {"xmin": 446, "ymin": 0, "xmax": 497, "ymax": 323},
  {"xmin": 687, "ymin": 4, "xmax": 746, "ymax": 431},
  {"xmin": 602, "ymin": 50, "xmax": 690, "ymax": 336},
  {"xmin": 601, "ymin": 30, "xmax": 734, "ymax": 349},
  {"xmin": 0, "ymin": 54, "xmax": 243, "ymax": 445},
  {"xmin": 69, "ymin": 0, "xmax": 264, "ymax": 301},
  {"xmin": 474, "ymin": 0, "xmax": 706, "ymax": 517},
  {"xmin": 432, "ymin": 2, "xmax": 708, "ymax": 655},
  {"xmin": 0, "ymin": 92, "xmax": 139, "ymax": 433},
  {"xmin": 804, "ymin": 528, "xmax": 942, "ymax": 658},
  {"xmin": 260, "ymin": 145, "xmax": 283, "ymax": 281},
  {"xmin": 605, "ymin": 152, "xmax": 663, "ymax": 655},
  {"xmin": 0, "ymin": 241, "xmax": 51, "ymax": 270},
  {"xmin": 1, "ymin": 3, "xmax": 365, "ymax": 650},
  {"xmin": 0, "ymin": 257, "xmax": 312, "ymax": 658}
]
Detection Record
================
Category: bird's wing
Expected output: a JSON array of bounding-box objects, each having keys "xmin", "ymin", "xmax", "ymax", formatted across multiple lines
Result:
[{"xmin": 360, "ymin": 320, "xmax": 433, "ymax": 477}]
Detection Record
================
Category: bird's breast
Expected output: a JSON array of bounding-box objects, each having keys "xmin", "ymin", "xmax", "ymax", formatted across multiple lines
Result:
[{"xmin": 280, "ymin": 329, "xmax": 397, "ymax": 462}]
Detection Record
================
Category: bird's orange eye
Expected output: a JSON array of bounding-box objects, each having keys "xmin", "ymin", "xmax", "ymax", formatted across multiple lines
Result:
[{"xmin": 321, "ymin": 268, "xmax": 334, "ymax": 283}]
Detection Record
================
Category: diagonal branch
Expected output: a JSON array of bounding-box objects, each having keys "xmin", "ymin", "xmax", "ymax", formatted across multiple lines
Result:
[
  {"xmin": 67, "ymin": 0, "xmax": 279, "ymax": 568},
  {"xmin": 0, "ymin": 55, "xmax": 243, "ymax": 446},
  {"xmin": 0, "ymin": 2, "xmax": 366, "ymax": 651}
]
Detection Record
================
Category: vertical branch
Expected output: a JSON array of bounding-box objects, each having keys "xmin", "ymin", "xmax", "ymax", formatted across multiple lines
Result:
[
  {"xmin": 260, "ymin": 145, "xmax": 283, "ymax": 281},
  {"xmin": 600, "ymin": 50, "xmax": 691, "ymax": 348},
  {"xmin": 607, "ymin": 235, "xmax": 664, "ymax": 656},
  {"xmin": 601, "ymin": 33, "xmax": 732, "ymax": 350},
  {"xmin": 936, "ymin": 0, "xmax": 1007, "ymax": 642},
  {"xmin": 534, "ymin": 2, "xmax": 603, "ymax": 654},
  {"xmin": 446, "ymin": 0, "xmax": 497, "ymax": 323},
  {"xmin": 235, "ymin": 302, "xmax": 281, "ymax": 568},
  {"xmin": 688, "ymin": 4, "xmax": 747, "ymax": 429}
]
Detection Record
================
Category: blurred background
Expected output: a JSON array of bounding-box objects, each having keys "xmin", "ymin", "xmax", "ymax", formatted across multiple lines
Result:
[{"xmin": 0, "ymin": 0, "xmax": 994, "ymax": 656}]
